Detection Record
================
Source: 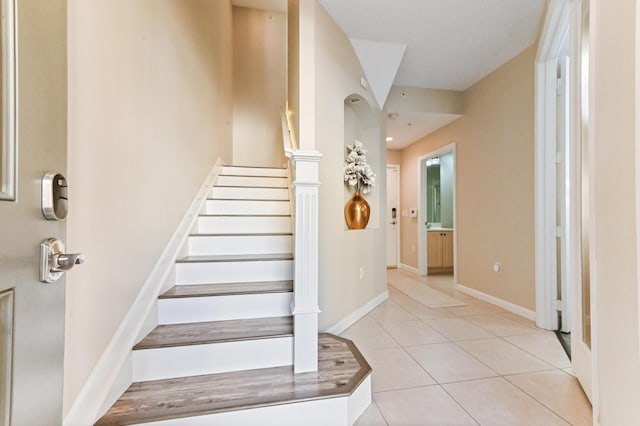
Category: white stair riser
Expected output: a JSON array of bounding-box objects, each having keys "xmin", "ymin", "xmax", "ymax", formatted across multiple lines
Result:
[
  {"xmin": 158, "ymin": 293, "xmax": 293, "ymax": 324},
  {"xmin": 132, "ymin": 337, "xmax": 293, "ymax": 382},
  {"xmin": 210, "ymin": 186, "xmax": 289, "ymax": 200},
  {"xmin": 216, "ymin": 176, "xmax": 287, "ymax": 188},
  {"xmin": 140, "ymin": 375, "xmax": 371, "ymax": 426},
  {"xmin": 176, "ymin": 260, "xmax": 293, "ymax": 285},
  {"xmin": 205, "ymin": 200, "xmax": 290, "ymax": 216},
  {"xmin": 221, "ymin": 166, "xmax": 287, "ymax": 178},
  {"xmin": 196, "ymin": 216, "xmax": 292, "ymax": 234},
  {"xmin": 188, "ymin": 235, "xmax": 292, "ymax": 256}
]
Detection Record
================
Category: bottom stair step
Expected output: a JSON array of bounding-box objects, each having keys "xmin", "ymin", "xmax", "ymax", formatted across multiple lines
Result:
[
  {"xmin": 97, "ymin": 334, "xmax": 372, "ymax": 426},
  {"xmin": 132, "ymin": 317, "xmax": 294, "ymax": 382}
]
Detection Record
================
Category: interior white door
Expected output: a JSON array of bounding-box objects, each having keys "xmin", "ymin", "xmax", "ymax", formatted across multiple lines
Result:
[
  {"xmin": 386, "ymin": 166, "xmax": 399, "ymax": 267},
  {"xmin": 570, "ymin": 0, "xmax": 593, "ymax": 402},
  {"xmin": 0, "ymin": 1, "xmax": 68, "ymax": 424},
  {"xmin": 557, "ymin": 56, "xmax": 572, "ymax": 333}
]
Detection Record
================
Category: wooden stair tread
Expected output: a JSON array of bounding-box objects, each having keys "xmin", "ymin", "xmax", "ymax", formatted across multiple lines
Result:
[
  {"xmin": 207, "ymin": 197, "xmax": 289, "ymax": 201},
  {"xmin": 213, "ymin": 185, "xmax": 288, "ymax": 189},
  {"xmin": 221, "ymin": 165, "xmax": 286, "ymax": 170},
  {"xmin": 176, "ymin": 253, "xmax": 293, "ymax": 263},
  {"xmin": 134, "ymin": 316, "xmax": 293, "ymax": 350},
  {"xmin": 198, "ymin": 214, "xmax": 291, "ymax": 218},
  {"xmin": 189, "ymin": 232, "xmax": 292, "ymax": 237},
  {"xmin": 160, "ymin": 281, "xmax": 294, "ymax": 298},
  {"xmin": 97, "ymin": 335, "xmax": 371, "ymax": 426}
]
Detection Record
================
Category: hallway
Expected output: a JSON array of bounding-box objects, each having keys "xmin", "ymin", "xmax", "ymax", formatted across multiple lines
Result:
[{"xmin": 345, "ymin": 270, "xmax": 592, "ymax": 425}]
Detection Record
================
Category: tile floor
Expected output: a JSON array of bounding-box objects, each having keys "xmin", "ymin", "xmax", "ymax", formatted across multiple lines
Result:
[{"xmin": 345, "ymin": 270, "xmax": 592, "ymax": 426}]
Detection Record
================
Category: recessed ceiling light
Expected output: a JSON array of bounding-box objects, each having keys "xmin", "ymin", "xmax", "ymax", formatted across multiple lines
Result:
[{"xmin": 386, "ymin": 137, "xmax": 393, "ymax": 142}]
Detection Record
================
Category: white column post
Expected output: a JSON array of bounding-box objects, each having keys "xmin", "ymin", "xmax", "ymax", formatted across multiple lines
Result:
[{"xmin": 291, "ymin": 150, "xmax": 322, "ymax": 373}]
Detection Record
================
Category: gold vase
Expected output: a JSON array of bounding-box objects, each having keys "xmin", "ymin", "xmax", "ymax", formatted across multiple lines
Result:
[{"xmin": 344, "ymin": 192, "xmax": 370, "ymax": 229}]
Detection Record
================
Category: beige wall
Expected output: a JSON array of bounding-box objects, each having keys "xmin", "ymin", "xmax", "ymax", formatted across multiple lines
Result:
[
  {"xmin": 312, "ymin": 2, "xmax": 388, "ymax": 329},
  {"xmin": 592, "ymin": 0, "xmax": 640, "ymax": 422},
  {"xmin": 398, "ymin": 45, "xmax": 537, "ymax": 310},
  {"xmin": 65, "ymin": 0, "xmax": 233, "ymax": 413},
  {"xmin": 233, "ymin": 7, "xmax": 287, "ymax": 166},
  {"xmin": 387, "ymin": 149, "xmax": 402, "ymax": 165}
]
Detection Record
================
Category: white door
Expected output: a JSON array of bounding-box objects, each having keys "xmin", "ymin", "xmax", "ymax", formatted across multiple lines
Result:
[
  {"xmin": 569, "ymin": 0, "xmax": 593, "ymax": 402},
  {"xmin": 557, "ymin": 56, "xmax": 572, "ymax": 333},
  {"xmin": 0, "ymin": 1, "xmax": 69, "ymax": 423},
  {"xmin": 386, "ymin": 166, "xmax": 399, "ymax": 267}
]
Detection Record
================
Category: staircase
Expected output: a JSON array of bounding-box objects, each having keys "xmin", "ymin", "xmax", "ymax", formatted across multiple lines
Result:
[{"xmin": 96, "ymin": 165, "xmax": 371, "ymax": 425}]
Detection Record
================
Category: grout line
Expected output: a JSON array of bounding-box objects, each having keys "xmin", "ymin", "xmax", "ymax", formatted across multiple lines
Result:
[{"xmin": 438, "ymin": 383, "xmax": 482, "ymax": 426}]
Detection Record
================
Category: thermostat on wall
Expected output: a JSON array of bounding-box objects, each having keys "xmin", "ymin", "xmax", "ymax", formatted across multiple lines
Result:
[{"xmin": 409, "ymin": 208, "xmax": 417, "ymax": 217}]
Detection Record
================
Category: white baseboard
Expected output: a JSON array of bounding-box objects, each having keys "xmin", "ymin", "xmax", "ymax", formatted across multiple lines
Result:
[
  {"xmin": 399, "ymin": 263, "xmax": 419, "ymax": 274},
  {"xmin": 454, "ymin": 283, "xmax": 536, "ymax": 321},
  {"xmin": 63, "ymin": 159, "xmax": 223, "ymax": 426},
  {"xmin": 324, "ymin": 290, "xmax": 389, "ymax": 335}
]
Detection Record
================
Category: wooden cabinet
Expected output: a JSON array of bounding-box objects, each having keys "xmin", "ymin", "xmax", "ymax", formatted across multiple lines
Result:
[{"xmin": 427, "ymin": 230, "xmax": 454, "ymax": 273}]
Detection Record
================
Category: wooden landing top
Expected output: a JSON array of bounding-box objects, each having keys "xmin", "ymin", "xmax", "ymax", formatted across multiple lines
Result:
[{"xmin": 97, "ymin": 334, "xmax": 370, "ymax": 426}]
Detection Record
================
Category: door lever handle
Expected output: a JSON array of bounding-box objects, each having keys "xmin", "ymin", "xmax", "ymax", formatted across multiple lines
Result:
[
  {"xmin": 53, "ymin": 253, "xmax": 86, "ymax": 271},
  {"xmin": 40, "ymin": 238, "xmax": 85, "ymax": 283}
]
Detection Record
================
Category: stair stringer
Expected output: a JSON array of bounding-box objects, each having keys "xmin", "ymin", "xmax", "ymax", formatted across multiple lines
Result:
[{"xmin": 63, "ymin": 159, "xmax": 224, "ymax": 426}]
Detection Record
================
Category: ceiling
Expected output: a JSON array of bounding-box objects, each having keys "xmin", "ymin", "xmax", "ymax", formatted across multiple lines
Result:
[
  {"xmin": 233, "ymin": 0, "xmax": 546, "ymax": 149},
  {"xmin": 319, "ymin": 0, "xmax": 545, "ymax": 91},
  {"xmin": 320, "ymin": 0, "xmax": 545, "ymax": 149}
]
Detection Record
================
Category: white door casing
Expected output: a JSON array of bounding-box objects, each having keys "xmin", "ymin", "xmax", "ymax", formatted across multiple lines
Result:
[
  {"xmin": 0, "ymin": 1, "xmax": 68, "ymax": 424},
  {"xmin": 386, "ymin": 165, "xmax": 400, "ymax": 267}
]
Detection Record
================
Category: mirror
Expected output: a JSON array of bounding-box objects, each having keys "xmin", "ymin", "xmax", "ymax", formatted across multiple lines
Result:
[
  {"xmin": 0, "ymin": 0, "xmax": 16, "ymax": 201},
  {"xmin": 426, "ymin": 153, "xmax": 454, "ymax": 228}
]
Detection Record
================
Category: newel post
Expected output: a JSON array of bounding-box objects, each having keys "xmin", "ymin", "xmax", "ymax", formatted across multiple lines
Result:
[{"xmin": 291, "ymin": 150, "xmax": 322, "ymax": 373}]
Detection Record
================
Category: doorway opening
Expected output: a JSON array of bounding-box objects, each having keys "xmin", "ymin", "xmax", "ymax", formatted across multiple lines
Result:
[{"xmin": 417, "ymin": 143, "xmax": 457, "ymax": 281}]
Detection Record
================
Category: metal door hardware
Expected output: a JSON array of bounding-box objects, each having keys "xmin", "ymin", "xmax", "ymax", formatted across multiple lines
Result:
[
  {"xmin": 39, "ymin": 238, "xmax": 85, "ymax": 283},
  {"xmin": 42, "ymin": 172, "xmax": 68, "ymax": 220}
]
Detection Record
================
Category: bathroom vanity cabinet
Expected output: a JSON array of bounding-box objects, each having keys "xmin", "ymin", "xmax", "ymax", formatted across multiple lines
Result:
[{"xmin": 427, "ymin": 230, "xmax": 454, "ymax": 274}]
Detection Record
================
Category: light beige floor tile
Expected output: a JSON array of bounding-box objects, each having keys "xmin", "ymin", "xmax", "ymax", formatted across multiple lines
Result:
[
  {"xmin": 370, "ymin": 301, "xmax": 417, "ymax": 324},
  {"xmin": 465, "ymin": 314, "xmax": 542, "ymax": 337},
  {"xmin": 365, "ymin": 347, "xmax": 436, "ymax": 392},
  {"xmin": 354, "ymin": 401, "xmax": 388, "ymax": 426},
  {"xmin": 406, "ymin": 343, "xmax": 497, "ymax": 383},
  {"xmin": 446, "ymin": 302, "xmax": 505, "ymax": 317},
  {"xmin": 341, "ymin": 315, "xmax": 399, "ymax": 351},
  {"xmin": 443, "ymin": 377, "xmax": 569, "ymax": 425},
  {"xmin": 425, "ymin": 317, "xmax": 494, "ymax": 341},
  {"xmin": 457, "ymin": 338, "xmax": 555, "ymax": 375},
  {"xmin": 505, "ymin": 332, "xmax": 571, "ymax": 368},
  {"xmin": 500, "ymin": 311, "xmax": 538, "ymax": 327},
  {"xmin": 506, "ymin": 370, "xmax": 593, "ymax": 426},
  {"xmin": 400, "ymin": 300, "xmax": 456, "ymax": 321},
  {"xmin": 387, "ymin": 288, "xmax": 417, "ymax": 306},
  {"xmin": 374, "ymin": 386, "xmax": 478, "ymax": 425},
  {"xmin": 381, "ymin": 320, "xmax": 449, "ymax": 346}
]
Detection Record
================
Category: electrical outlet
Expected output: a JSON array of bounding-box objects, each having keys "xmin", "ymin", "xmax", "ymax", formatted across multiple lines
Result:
[
  {"xmin": 493, "ymin": 262, "xmax": 502, "ymax": 273},
  {"xmin": 359, "ymin": 267, "xmax": 364, "ymax": 280}
]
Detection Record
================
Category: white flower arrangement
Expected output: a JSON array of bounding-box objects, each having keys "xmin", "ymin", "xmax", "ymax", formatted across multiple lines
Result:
[{"xmin": 343, "ymin": 140, "xmax": 376, "ymax": 194}]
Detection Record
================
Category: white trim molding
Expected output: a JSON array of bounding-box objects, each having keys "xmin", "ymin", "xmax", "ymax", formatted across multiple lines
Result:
[
  {"xmin": 535, "ymin": 0, "xmax": 572, "ymax": 330},
  {"xmin": 455, "ymin": 284, "xmax": 536, "ymax": 321},
  {"xmin": 63, "ymin": 159, "xmax": 224, "ymax": 426},
  {"xmin": 324, "ymin": 290, "xmax": 389, "ymax": 335}
]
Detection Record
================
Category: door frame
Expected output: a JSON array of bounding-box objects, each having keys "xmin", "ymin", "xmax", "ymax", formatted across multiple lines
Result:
[
  {"xmin": 417, "ymin": 142, "xmax": 457, "ymax": 282},
  {"xmin": 386, "ymin": 164, "xmax": 401, "ymax": 268}
]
